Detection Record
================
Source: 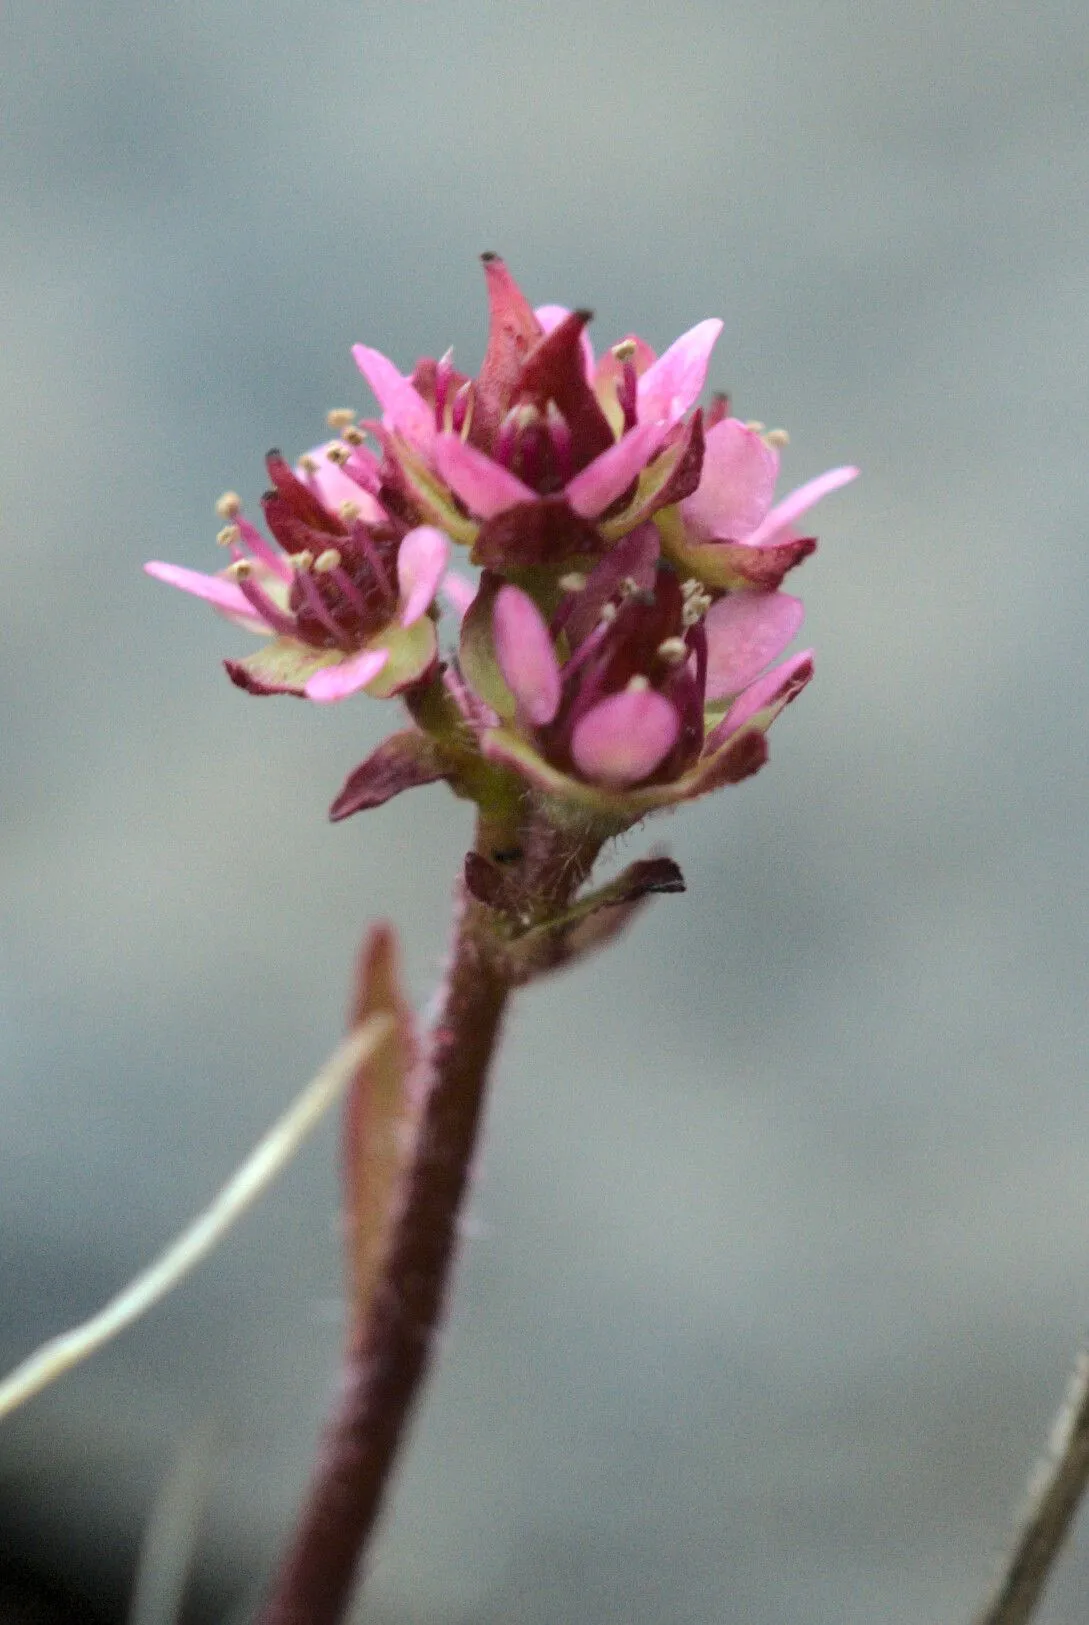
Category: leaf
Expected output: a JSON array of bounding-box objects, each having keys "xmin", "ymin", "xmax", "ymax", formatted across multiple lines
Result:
[{"xmin": 342, "ymin": 926, "xmax": 421, "ymax": 1329}]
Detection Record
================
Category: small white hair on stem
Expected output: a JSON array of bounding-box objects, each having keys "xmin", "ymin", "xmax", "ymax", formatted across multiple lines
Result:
[{"xmin": 0, "ymin": 1015, "xmax": 392, "ymax": 1422}]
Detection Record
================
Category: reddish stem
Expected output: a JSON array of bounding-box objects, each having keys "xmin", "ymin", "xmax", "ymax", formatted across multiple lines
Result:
[{"xmin": 256, "ymin": 894, "xmax": 509, "ymax": 1625}]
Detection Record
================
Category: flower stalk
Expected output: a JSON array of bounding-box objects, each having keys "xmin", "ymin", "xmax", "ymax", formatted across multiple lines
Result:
[{"xmin": 256, "ymin": 808, "xmax": 607, "ymax": 1625}]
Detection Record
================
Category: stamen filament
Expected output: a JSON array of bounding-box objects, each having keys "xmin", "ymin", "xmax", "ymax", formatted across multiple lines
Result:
[
  {"xmin": 235, "ymin": 514, "xmax": 293, "ymax": 582},
  {"xmin": 236, "ymin": 576, "xmax": 301, "ymax": 638},
  {"xmin": 294, "ymin": 568, "xmax": 356, "ymax": 650},
  {"xmin": 451, "ymin": 381, "xmax": 472, "ymax": 437},
  {"xmin": 331, "ymin": 565, "xmax": 373, "ymax": 620},
  {"xmin": 547, "ymin": 406, "xmax": 574, "ymax": 486},
  {"xmin": 348, "ymin": 523, "xmax": 395, "ymax": 605},
  {"xmin": 434, "ymin": 349, "xmax": 455, "ymax": 431}
]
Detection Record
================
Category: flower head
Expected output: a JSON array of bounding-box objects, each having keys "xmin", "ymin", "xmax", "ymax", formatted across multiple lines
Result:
[
  {"xmin": 658, "ymin": 413, "xmax": 858, "ymax": 590},
  {"xmin": 352, "ymin": 256, "xmax": 715, "ymax": 573},
  {"xmin": 150, "ymin": 256, "xmax": 854, "ymax": 834},
  {"xmin": 146, "ymin": 449, "xmax": 447, "ymax": 701},
  {"xmin": 448, "ymin": 524, "xmax": 813, "ymax": 819}
]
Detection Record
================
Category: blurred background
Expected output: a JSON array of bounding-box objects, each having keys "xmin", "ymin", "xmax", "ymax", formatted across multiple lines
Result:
[{"xmin": 2, "ymin": 0, "xmax": 1088, "ymax": 1620}]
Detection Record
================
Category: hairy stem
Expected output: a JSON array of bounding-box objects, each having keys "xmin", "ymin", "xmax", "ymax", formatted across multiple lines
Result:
[
  {"xmin": 972, "ymin": 1345, "xmax": 1089, "ymax": 1625},
  {"xmin": 256, "ymin": 810, "xmax": 600, "ymax": 1625}
]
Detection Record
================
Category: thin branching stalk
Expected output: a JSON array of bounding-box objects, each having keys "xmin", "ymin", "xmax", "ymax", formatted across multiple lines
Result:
[
  {"xmin": 973, "ymin": 1344, "xmax": 1089, "ymax": 1625},
  {"xmin": 0, "ymin": 1025, "xmax": 388, "ymax": 1422}
]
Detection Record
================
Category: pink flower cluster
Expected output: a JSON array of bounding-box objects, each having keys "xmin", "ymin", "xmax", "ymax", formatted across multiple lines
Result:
[{"xmin": 148, "ymin": 257, "xmax": 855, "ymax": 821}]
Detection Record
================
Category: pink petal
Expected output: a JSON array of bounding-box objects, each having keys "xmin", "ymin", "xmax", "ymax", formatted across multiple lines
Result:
[
  {"xmin": 571, "ymin": 690, "xmax": 680, "ymax": 787},
  {"xmin": 745, "ymin": 465, "xmax": 859, "ymax": 548},
  {"xmin": 493, "ymin": 585, "xmax": 561, "ymax": 726},
  {"xmin": 718, "ymin": 648, "xmax": 814, "ymax": 736},
  {"xmin": 703, "ymin": 591, "xmax": 805, "ymax": 700},
  {"xmin": 432, "ymin": 432, "xmax": 536, "ymax": 518},
  {"xmin": 680, "ymin": 418, "xmax": 779, "ymax": 541},
  {"xmin": 439, "ymin": 570, "xmax": 479, "ymax": 621},
  {"xmin": 145, "ymin": 560, "xmax": 266, "ymax": 628},
  {"xmin": 535, "ymin": 305, "xmax": 595, "ymax": 379},
  {"xmin": 301, "ymin": 443, "xmax": 386, "ymax": 525},
  {"xmin": 397, "ymin": 525, "xmax": 450, "ymax": 626},
  {"xmin": 304, "ymin": 647, "xmax": 390, "ymax": 703},
  {"xmin": 636, "ymin": 319, "xmax": 723, "ymax": 427},
  {"xmin": 352, "ymin": 344, "xmax": 435, "ymax": 451},
  {"xmin": 564, "ymin": 420, "xmax": 667, "ymax": 518}
]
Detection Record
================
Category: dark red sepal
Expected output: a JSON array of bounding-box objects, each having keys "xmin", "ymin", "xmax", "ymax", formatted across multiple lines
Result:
[
  {"xmin": 699, "ymin": 728, "xmax": 769, "ymax": 790},
  {"xmin": 652, "ymin": 409, "xmax": 705, "ymax": 509},
  {"xmin": 713, "ymin": 534, "xmax": 817, "ymax": 590},
  {"xmin": 261, "ymin": 492, "xmax": 345, "ymax": 556},
  {"xmin": 473, "ymin": 255, "xmax": 544, "ymax": 451},
  {"xmin": 329, "ymin": 730, "xmax": 451, "ymax": 820},
  {"xmin": 223, "ymin": 657, "xmax": 301, "ymax": 696},
  {"xmin": 471, "ymin": 496, "xmax": 604, "ymax": 568},
  {"xmin": 516, "ymin": 310, "xmax": 614, "ymax": 470},
  {"xmin": 264, "ymin": 452, "xmax": 344, "ymax": 536}
]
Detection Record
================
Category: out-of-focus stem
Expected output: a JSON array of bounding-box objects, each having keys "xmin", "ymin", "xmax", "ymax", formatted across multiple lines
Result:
[
  {"xmin": 972, "ymin": 1344, "xmax": 1089, "ymax": 1625},
  {"xmin": 256, "ymin": 811, "xmax": 601, "ymax": 1625}
]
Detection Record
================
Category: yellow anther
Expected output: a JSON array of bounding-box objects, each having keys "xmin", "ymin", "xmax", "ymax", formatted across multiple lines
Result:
[
  {"xmin": 299, "ymin": 454, "xmax": 319, "ymax": 475},
  {"xmin": 215, "ymin": 491, "xmax": 241, "ymax": 519},
  {"xmin": 327, "ymin": 408, "xmax": 356, "ymax": 429},
  {"xmin": 216, "ymin": 524, "xmax": 241, "ymax": 548},
  {"xmin": 765, "ymin": 428, "xmax": 790, "ymax": 448},
  {"xmin": 657, "ymin": 636, "xmax": 688, "ymax": 666},
  {"xmin": 342, "ymin": 425, "xmax": 365, "ymax": 446},
  {"xmin": 326, "ymin": 444, "xmax": 350, "ymax": 465},
  {"xmin": 559, "ymin": 572, "xmax": 587, "ymax": 593},
  {"xmin": 225, "ymin": 559, "xmax": 253, "ymax": 581},
  {"xmin": 599, "ymin": 602, "xmax": 618, "ymax": 625},
  {"xmin": 626, "ymin": 674, "xmax": 651, "ymax": 692},
  {"xmin": 293, "ymin": 550, "xmax": 314, "ymax": 572},
  {"xmin": 338, "ymin": 500, "xmax": 361, "ymax": 522},
  {"xmin": 314, "ymin": 548, "xmax": 342, "ymax": 573},
  {"xmin": 612, "ymin": 339, "xmax": 637, "ymax": 361},
  {"xmin": 744, "ymin": 420, "xmax": 766, "ymax": 433}
]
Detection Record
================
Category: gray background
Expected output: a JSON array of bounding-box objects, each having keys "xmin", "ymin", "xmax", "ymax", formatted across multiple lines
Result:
[{"xmin": 2, "ymin": 1, "xmax": 1088, "ymax": 1620}]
